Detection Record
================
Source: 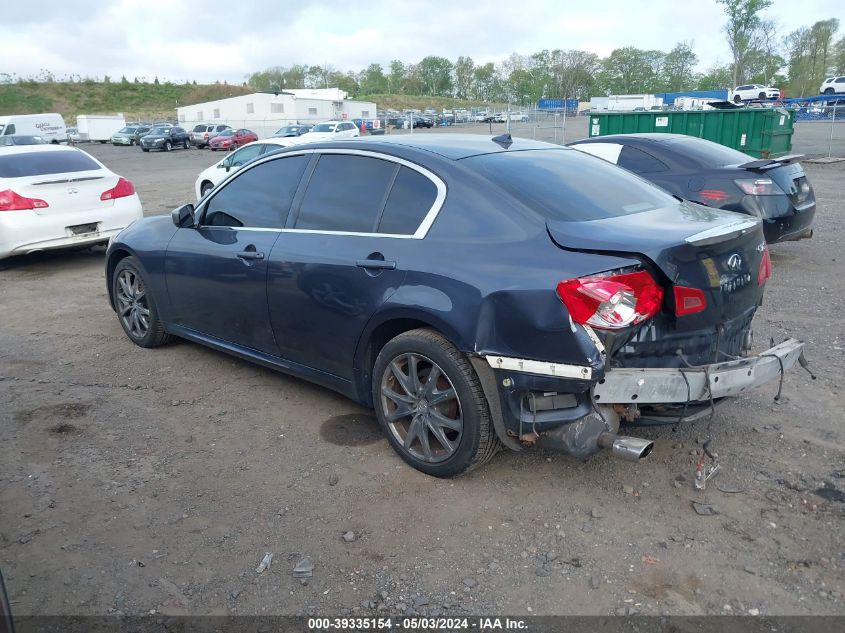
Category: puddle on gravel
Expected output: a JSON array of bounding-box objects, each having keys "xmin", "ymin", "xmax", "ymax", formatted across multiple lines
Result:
[
  {"xmin": 319, "ymin": 413, "xmax": 382, "ymax": 446},
  {"xmin": 14, "ymin": 402, "xmax": 92, "ymax": 424}
]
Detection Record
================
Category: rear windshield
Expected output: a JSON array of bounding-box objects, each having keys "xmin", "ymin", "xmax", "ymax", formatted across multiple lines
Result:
[
  {"xmin": 463, "ymin": 149, "xmax": 674, "ymax": 222},
  {"xmin": 662, "ymin": 137, "xmax": 752, "ymax": 167},
  {"xmin": 0, "ymin": 151, "xmax": 100, "ymax": 178},
  {"xmin": 193, "ymin": 125, "xmax": 210, "ymax": 132}
]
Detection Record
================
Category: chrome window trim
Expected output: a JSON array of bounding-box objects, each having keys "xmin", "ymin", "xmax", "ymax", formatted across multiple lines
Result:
[{"xmin": 197, "ymin": 147, "xmax": 446, "ymax": 239}]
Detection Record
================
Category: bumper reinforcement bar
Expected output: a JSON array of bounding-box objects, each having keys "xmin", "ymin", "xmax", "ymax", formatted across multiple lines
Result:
[{"xmin": 592, "ymin": 339, "xmax": 804, "ymax": 404}]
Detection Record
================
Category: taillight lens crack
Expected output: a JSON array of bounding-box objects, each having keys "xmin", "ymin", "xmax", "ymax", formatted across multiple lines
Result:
[{"xmin": 557, "ymin": 270, "xmax": 663, "ymax": 330}]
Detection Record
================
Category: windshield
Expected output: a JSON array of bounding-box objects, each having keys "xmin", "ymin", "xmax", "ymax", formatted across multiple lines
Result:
[
  {"xmin": 118, "ymin": 127, "xmax": 137, "ymax": 134},
  {"xmin": 277, "ymin": 126, "xmax": 298, "ymax": 134},
  {"xmin": 463, "ymin": 149, "xmax": 674, "ymax": 222},
  {"xmin": 311, "ymin": 123, "xmax": 336, "ymax": 132},
  {"xmin": 151, "ymin": 127, "xmax": 170, "ymax": 135},
  {"xmin": 217, "ymin": 129, "xmax": 234, "ymax": 137},
  {"xmin": 663, "ymin": 137, "xmax": 752, "ymax": 167}
]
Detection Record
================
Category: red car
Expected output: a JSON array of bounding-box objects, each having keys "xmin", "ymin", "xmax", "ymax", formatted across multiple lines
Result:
[{"xmin": 209, "ymin": 128, "xmax": 258, "ymax": 151}]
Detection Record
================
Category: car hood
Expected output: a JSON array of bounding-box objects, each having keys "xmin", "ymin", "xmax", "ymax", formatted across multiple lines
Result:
[
  {"xmin": 142, "ymin": 134, "xmax": 169, "ymax": 141},
  {"xmin": 211, "ymin": 136, "xmax": 234, "ymax": 143}
]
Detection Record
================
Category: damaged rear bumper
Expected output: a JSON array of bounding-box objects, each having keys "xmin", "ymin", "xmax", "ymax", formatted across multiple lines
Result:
[
  {"xmin": 472, "ymin": 338, "xmax": 804, "ymax": 459},
  {"xmin": 592, "ymin": 338, "xmax": 804, "ymax": 404}
]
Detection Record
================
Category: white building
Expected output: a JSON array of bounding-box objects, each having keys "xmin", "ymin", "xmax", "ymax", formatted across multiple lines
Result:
[{"xmin": 176, "ymin": 89, "xmax": 377, "ymax": 139}]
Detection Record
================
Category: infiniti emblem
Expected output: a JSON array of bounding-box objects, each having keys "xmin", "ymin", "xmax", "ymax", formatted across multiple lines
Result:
[
  {"xmin": 727, "ymin": 254, "xmax": 742, "ymax": 270},
  {"xmin": 67, "ymin": 187, "xmax": 79, "ymax": 195}
]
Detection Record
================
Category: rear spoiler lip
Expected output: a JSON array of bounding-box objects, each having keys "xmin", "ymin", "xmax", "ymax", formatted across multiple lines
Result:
[{"xmin": 738, "ymin": 153, "xmax": 805, "ymax": 171}]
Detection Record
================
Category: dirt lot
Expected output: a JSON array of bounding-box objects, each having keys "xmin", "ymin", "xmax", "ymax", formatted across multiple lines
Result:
[{"xmin": 1, "ymin": 124, "xmax": 844, "ymax": 618}]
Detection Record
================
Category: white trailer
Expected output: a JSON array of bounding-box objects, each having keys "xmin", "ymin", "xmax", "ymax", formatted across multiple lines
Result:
[
  {"xmin": 77, "ymin": 114, "xmax": 126, "ymax": 143},
  {"xmin": 0, "ymin": 113, "xmax": 66, "ymax": 143}
]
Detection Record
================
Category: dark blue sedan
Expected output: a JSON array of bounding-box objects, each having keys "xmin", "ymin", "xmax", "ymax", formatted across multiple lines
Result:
[{"xmin": 105, "ymin": 134, "xmax": 804, "ymax": 477}]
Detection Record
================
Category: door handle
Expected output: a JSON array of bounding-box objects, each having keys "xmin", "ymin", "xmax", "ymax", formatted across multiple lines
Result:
[
  {"xmin": 356, "ymin": 259, "xmax": 395, "ymax": 270},
  {"xmin": 237, "ymin": 250, "xmax": 265, "ymax": 260}
]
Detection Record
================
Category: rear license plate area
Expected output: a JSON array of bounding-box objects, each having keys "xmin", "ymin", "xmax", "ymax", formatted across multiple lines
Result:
[{"xmin": 67, "ymin": 222, "xmax": 99, "ymax": 236}]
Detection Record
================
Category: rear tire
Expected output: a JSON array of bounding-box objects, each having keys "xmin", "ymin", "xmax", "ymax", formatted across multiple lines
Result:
[
  {"xmin": 183, "ymin": 138, "xmax": 190, "ymax": 149},
  {"xmin": 733, "ymin": 95, "xmax": 743, "ymax": 104},
  {"xmin": 372, "ymin": 328, "xmax": 500, "ymax": 478},
  {"xmin": 112, "ymin": 256, "xmax": 172, "ymax": 349},
  {"xmin": 824, "ymin": 88, "xmax": 835, "ymax": 95}
]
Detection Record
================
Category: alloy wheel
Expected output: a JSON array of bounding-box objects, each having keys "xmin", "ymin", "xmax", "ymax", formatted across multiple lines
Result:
[
  {"xmin": 115, "ymin": 269, "xmax": 150, "ymax": 339},
  {"xmin": 380, "ymin": 353, "xmax": 463, "ymax": 463}
]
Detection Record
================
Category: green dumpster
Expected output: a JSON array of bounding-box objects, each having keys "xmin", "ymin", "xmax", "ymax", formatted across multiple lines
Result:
[{"xmin": 586, "ymin": 108, "xmax": 795, "ymax": 158}]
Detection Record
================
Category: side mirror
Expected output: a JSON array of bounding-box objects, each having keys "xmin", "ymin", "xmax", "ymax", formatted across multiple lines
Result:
[{"xmin": 171, "ymin": 203, "xmax": 195, "ymax": 228}]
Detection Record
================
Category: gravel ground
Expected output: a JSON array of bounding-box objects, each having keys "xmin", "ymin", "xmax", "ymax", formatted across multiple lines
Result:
[{"xmin": 1, "ymin": 123, "xmax": 844, "ymax": 618}]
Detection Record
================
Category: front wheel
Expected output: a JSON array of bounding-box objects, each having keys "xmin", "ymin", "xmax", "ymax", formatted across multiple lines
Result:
[
  {"xmin": 112, "ymin": 257, "xmax": 172, "ymax": 348},
  {"xmin": 164, "ymin": 141, "xmax": 172, "ymax": 152},
  {"xmin": 372, "ymin": 328, "xmax": 500, "ymax": 478},
  {"xmin": 758, "ymin": 92, "xmax": 767, "ymax": 100},
  {"xmin": 141, "ymin": 148, "xmax": 149, "ymax": 152},
  {"xmin": 733, "ymin": 95, "xmax": 743, "ymax": 104}
]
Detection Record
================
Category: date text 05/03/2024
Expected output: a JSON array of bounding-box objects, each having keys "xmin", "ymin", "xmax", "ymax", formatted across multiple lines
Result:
[{"xmin": 307, "ymin": 617, "xmax": 528, "ymax": 630}]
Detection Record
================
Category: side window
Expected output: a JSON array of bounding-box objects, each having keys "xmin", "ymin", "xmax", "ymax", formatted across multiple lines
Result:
[
  {"xmin": 836, "ymin": 77, "xmax": 845, "ymax": 83},
  {"xmin": 377, "ymin": 167, "xmax": 438, "ymax": 235},
  {"xmin": 230, "ymin": 144, "xmax": 264, "ymax": 167},
  {"xmin": 617, "ymin": 146, "xmax": 669, "ymax": 174},
  {"xmin": 294, "ymin": 155, "xmax": 397, "ymax": 232},
  {"xmin": 6, "ymin": 124, "xmax": 15, "ymax": 135},
  {"xmin": 203, "ymin": 155, "xmax": 307, "ymax": 228}
]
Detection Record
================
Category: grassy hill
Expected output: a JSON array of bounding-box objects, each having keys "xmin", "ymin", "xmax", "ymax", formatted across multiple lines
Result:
[
  {"xmin": 0, "ymin": 81, "xmax": 507, "ymax": 123},
  {"xmin": 0, "ymin": 81, "xmax": 253, "ymax": 123}
]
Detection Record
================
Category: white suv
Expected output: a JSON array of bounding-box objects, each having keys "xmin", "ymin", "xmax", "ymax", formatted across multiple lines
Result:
[
  {"xmin": 730, "ymin": 84, "xmax": 780, "ymax": 103},
  {"xmin": 820, "ymin": 76, "xmax": 845, "ymax": 95}
]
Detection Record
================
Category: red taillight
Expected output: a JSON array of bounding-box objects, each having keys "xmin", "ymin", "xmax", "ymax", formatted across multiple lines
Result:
[
  {"xmin": 556, "ymin": 270, "xmax": 663, "ymax": 330},
  {"xmin": 758, "ymin": 245, "xmax": 772, "ymax": 285},
  {"xmin": 203, "ymin": 132, "xmax": 209, "ymax": 139},
  {"xmin": 673, "ymin": 286, "xmax": 707, "ymax": 316},
  {"xmin": 100, "ymin": 177, "xmax": 136, "ymax": 201},
  {"xmin": 0, "ymin": 189, "xmax": 48, "ymax": 211},
  {"xmin": 699, "ymin": 189, "xmax": 729, "ymax": 203},
  {"xmin": 735, "ymin": 178, "xmax": 781, "ymax": 196}
]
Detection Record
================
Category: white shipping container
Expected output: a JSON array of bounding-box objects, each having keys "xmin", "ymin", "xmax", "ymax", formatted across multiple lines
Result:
[{"xmin": 77, "ymin": 115, "xmax": 126, "ymax": 143}]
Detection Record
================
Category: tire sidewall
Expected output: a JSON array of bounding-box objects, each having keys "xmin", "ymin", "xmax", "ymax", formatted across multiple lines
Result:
[
  {"xmin": 372, "ymin": 333, "xmax": 484, "ymax": 478},
  {"xmin": 165, "ymin": 141, "xmax": 171, "ymax": 152},
  {"xmin": 112, "ymin": 257, "xmax": 164, "ymax": 348}
]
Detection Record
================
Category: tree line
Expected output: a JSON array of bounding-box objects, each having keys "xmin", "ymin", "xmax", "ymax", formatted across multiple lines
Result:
[{"xmin": 247, "ymin": 1, "xmax": 843, "ymax": 102}]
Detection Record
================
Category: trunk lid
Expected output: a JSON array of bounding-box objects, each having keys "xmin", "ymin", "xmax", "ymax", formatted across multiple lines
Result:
[
  {"xmin": 14, "ymin": 172, "xmax": 116, "ymax": 215},
  {"xmin": 546, "ymin": 202, "xmax": 767, "ymax": 326}
]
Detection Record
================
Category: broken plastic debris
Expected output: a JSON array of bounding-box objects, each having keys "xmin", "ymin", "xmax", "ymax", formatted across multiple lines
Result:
[
  {"xmin": 691, "ymin": 501, "xmax": 719, "ymax": 516},
  {"xmin": 293, "ymin": 558, "xmax": 314, "ymax": 578},
  {"xmin": 255, "ymin": 552, "xmax": 273, "ymax": 574}
]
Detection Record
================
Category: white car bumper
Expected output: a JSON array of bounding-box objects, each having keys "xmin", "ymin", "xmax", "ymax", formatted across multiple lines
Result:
[{"xmin": 0, "ymin": 195, "xmax": 143, "ymax": 259}]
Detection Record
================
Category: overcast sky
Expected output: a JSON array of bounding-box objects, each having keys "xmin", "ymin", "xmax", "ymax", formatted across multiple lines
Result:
[{"xmin": 2, "ymin": 0, "xmax": 841, "ymax": 84}]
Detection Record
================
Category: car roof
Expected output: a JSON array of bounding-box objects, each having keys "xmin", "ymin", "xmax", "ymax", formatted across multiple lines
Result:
[
  {"xmin": 353, "ymin": 133, "xmax": 564, "ymax": 159},
  {"xmin": 0, "ymin": 144, "xmax": 86, "ymax": 156},
  {"xmin": 571, "ymin": 133, "xmax": 693, "ymax": 145}
]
